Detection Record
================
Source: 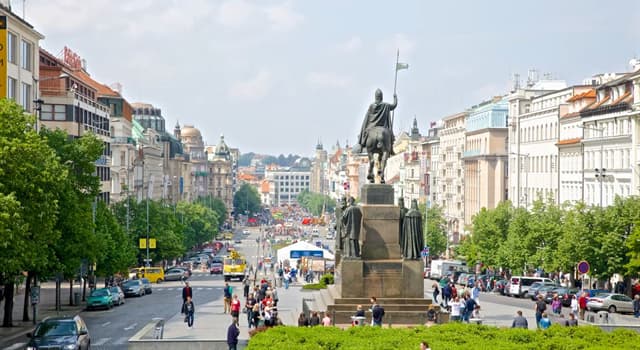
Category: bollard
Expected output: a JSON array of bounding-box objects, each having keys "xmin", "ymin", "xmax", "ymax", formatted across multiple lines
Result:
[{"xmin": 153, "ymin": 319, "xmax": 165, "ymax": 339}]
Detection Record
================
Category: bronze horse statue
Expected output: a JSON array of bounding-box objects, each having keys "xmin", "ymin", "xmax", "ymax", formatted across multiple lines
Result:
[{"xmin": 364, "ymin": 126, "xmax": 393, "ymax": 183}]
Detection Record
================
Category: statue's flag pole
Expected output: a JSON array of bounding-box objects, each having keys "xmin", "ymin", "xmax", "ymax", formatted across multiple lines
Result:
[{"xmin": 391, "ymin": 49, "xmax": 409, "ymax": 131}]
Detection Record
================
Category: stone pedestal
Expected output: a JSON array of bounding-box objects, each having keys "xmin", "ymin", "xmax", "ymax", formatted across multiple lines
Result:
[{"xmin": 321, "ymin": 184, "xmax": 429, "ymax": 325}]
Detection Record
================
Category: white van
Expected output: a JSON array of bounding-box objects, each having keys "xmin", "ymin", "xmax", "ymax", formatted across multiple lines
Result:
[{"xmin": 509, "ymin": 276, "xmax": 553, "ymax": 298}]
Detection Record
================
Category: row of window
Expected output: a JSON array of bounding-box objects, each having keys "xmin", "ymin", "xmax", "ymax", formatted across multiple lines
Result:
[
  {"xmin": 7, "ymin": 31, "xmax": 33, "ymax": 71},
  {"xmin": 520, "ymin": 122, "xmax": 558, "ymax": 143},
  {"xmin": 584, "ymin": 149, "xmax": 632, "ymax": 170},
  {"xmin": 584, "ymin": 119, "xmax": 632, "ymax": 139},
  {"xmin": 278, "ymin": 181, "xmax": 310, "ymax": 187},
  {"xmin": 7, "ymin": 77, "xmax": 31, "ymax": 110},
  {"xmin": 274, "ymin": 175, "xmax": 310, "ymax": 180}
]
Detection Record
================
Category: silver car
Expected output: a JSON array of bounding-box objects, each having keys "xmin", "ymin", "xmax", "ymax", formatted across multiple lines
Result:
[
  {"xmin": 164, "ymin": 268, "xmax": 189, "ymax": 281},
  {"xmin": 586, "ymin": 293, "xmax": 634, "ymax": 313},
  {"xmin": 109, "ymin": 286, "xmax": 125, "ymax": 305}
]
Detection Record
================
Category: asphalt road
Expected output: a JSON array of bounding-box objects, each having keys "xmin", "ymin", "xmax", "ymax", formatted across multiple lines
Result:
[{"xmin": 4, "ymin": 227, "xmax": 257, "ymax": 350}]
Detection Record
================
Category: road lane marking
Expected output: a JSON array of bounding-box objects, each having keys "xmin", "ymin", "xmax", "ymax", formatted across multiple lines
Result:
[
  {"xmin": 114, "ymin": 336, "xmax": 129, "ymax": 344},
  {"xmin": 93, "ymin": 337, "xmax": 111, "ymax": 346},
  {"xmin": 124, "ymin": 322, "xmax": 138, "ymax": 330},
  {"xmin": 3, "ymin": 343, "xmax": 26, "ymax": 350},
  {"xmin": 101, "ymin": 321, "xmax": 111, "ymax": 327}
]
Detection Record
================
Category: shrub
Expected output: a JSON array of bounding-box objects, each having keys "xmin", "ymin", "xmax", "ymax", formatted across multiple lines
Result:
[
  {"xmin": 320, "ymin": 273, "xmax": 334, "ymax": 285},
  {"xmin": 302, "ymin": 283, "xmax": 326, "ymax": 290},
  {"xmin": 246, "ymin": 323, "xmax": 640, "ymax": 350}
]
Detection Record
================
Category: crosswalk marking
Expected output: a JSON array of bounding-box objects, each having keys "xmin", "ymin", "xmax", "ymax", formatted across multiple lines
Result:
[
  {"xmin": 93, "ymin": 337, "xmax": 111, "ymax": 346},
  {"xmin": 3, "ymin": 342, "xmax": 26, "ymax": 350},
  {"xmin": 114, "ymin": 336, "xmax": 129, "ymax": 344}
]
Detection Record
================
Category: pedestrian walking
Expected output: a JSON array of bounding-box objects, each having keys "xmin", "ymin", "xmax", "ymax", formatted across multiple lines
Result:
[
  {"xmin": 539, "ymin": 312, "xmax": 551, "ymax": 330},
  {"xmin": 449, "ymin": 296, "xmax": 462, "ymax": 322},
  {"xmin": 223, "ymin": 282, "xmax": 233, "ymax": 314},
  {"xmin": 633, "ymin": 295, "xmax": 640, "ymax": 318},
  {"xmin": 570, "ymin": 294, "xmax": 579, "ymax": 316},
  {"xmin": 431, "ymin": 282, "xmax": 440, "ymax": 305},
  {"xmin": 297, "ymin": 312, "xmax": 309, "ymax": 327},
  {"xmin": 511, "ymin": 310, "xmax": 528, "ymax": 329},
  {"xmin": 534, "ymin": 294, "xmax": 547, "ymax": 328},
  {"xmin": 322, "ymin": 312, "xmax": 332, "ymax": 326},
  {"xmin": 243, "ymin": 276, "xmax": 250, "ymax": 298},
  {"xmin": 463, "ymin": 295, "xmax": 476, "ymax": 323},
  {"xmin": 246, "ymin": 293, "xmax": 256, "ymax": 328},
  {"xmin": 181, "ymin": 282, "xmax": 193, "ymax": 314},
  {"xmin": 442, "ymin": 283, "xmax": 452, "ymax": 307},
  {"xmin": 551, "ymin": 295, "xmax": 562, "ymax": 315},
  {"xmin": 309, "ymin": 311, "xmax": 320, "ymax": 326},
  {"xmin": 566, "ymin": 312, "xmax": 578, "ymax": 326},
  {"xmin": 183, "ymin": 296, "xmax": 195, "ymax": 328},
  {"xmin": 578, "ymin": 291, "xmax": 588, "ymax": 320},
  {"xmin": 230, "ymin": 294, "xmax": 241, "ymax": 318},
  {"xmin": 227, "ymin": 317, "xmax": 240, "ymax": 350},
  {"xmin": 370, "ymin": 296, "xmax": 385, "ymax": 326}
]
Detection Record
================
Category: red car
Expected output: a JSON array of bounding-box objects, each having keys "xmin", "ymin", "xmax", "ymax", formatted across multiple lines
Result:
[{"xmin": 210, "ymin": 262, "xmax": 223, "ymax": 275}]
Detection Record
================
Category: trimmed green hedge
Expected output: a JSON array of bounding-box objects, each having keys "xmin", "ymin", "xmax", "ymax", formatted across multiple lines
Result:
[
  {"xmin": 246, "ymin": 323, "xmax": 640, "ymax": 350},
  {"xmin": 302, "ymin": 283, "xmax": 327, "ymax": 290}
]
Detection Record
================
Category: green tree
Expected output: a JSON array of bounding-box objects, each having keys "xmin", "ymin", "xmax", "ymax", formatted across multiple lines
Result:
[
  {"xmin": 297, "ymin": 190, "xmax": 335, "ymax": 216},
  {"xmin": 527, "ymin": 197, "xmax": 564, "ymax": 272},
  {"xmin": 553, "ymin": 202, "xmax": 596, "ymax": 277},
  {"xmin": 42, "ymin": 129, "xmax": 103, "ymax": 284},
  {"xmin": 238, "ymin": 152, "xmax": 255, "ymax": 167},
  {"xmin": 233, "ymin": 183, "xmax": 261, "ymax": 217},
  {"xmin": 461, "ymin": 201, "xmax": 513, "ymax": 268},
  {"xmin": 0, "ymin": 100, "xmax": 67, "ymax": 326},
  {"xmin": 420, "ymin": 204, "xmax": 447, "ymax": 259},
  {"xmin": 195, "ymin": 195, "xmax": 227, "ymax": 226},
  {"xmin": 177, "ymin": 202, "xmax": 219, "ymax": 250},
  {"xmin": 94, "ymin": 201, "xmax": 136, "ymax": 277},
  {"xmin": 496, "ymin": 207, "xmax": 531, "ymax": 274}
]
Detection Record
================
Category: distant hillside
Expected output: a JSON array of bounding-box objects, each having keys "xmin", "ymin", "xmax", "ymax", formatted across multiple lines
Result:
[{"xmin": 238, "ymin": 152, "xmax": 302, "ymax": 167}]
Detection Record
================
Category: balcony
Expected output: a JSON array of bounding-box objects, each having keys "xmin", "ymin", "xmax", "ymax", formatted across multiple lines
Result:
[
  {"xmin": 112, "ymin": 137, "xmax": 136, "ymax": 145},
  {"xmin": 462, "ymin": 149, "xmax": 481, "ymax": 158}
]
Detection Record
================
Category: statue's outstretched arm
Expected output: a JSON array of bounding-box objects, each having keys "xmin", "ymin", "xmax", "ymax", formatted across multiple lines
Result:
[{"xmin": 390, "ymin": 94, "xmax": 398, "ymax": 110}]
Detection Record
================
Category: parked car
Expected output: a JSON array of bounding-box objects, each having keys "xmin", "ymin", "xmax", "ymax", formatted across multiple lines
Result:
[
  {"xmin": 234, "ymin": 239, "xmax": 242, "ymax": 244},
  {"xmin": 544, "ymin": 287, "xmax": 580, "ymax": 306},
  {"xmin": 122, "ymin": 279, "xmax": 145, "ymax": 297},
  {"xmin": 587, "ymin": 293, "xmax": 634, "ymax": 313},
  {"xmin": 491, "ymin": 279, "xmax": 509, "ymax": 296},
  {"xmin": 86, "ymin": 288, "xmax": 113, "ymax": 310},
  {"xmin": 109, "ymin": 286, "xmax": 125, "ymax": 306},
  {"xmin": 536, "ymin": 285, "xmax": 559, "ymax": 302},
  {"xmin": 27, "ymin": 315, "xmax": 90, "ymax": 350},
  {"xmin": 141, "ymin": 278, "xmax": 153, "ymax": 294},
  {"xmin": 210, "ymin": 262, "xmax": 223, "ymax": 275},
  {"xmin": 458, "ymin": 273, "xmax": 469, "ymax": 286},
  {"xmin": 528, "ymin": 282, "xmax": 559, "ymax": 300},
  {"xmin": 165, "ymin": 267, "xmax": 190, "ymax": 281}
]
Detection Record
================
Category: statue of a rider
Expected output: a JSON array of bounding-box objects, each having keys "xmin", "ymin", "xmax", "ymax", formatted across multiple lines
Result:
[{"xmin": 356, "ymin": 89, "xmax": 397, "ymax": 155}]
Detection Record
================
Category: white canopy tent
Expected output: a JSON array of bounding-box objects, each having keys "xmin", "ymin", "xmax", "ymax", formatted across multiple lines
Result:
[{"xmin": 276, "ymin": 241, "xmax": 335, "ymax": 265}]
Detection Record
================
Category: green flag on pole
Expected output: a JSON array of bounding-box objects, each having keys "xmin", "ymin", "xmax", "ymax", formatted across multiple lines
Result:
[{"xmin": 396, "ymin": 62, "xmax": 409, "ymax": 71}]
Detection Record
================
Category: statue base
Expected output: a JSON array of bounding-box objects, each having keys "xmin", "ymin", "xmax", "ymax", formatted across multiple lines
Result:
[{"xmin": 317, "ymin": 184, "xmax": 433, "ymax": 325}]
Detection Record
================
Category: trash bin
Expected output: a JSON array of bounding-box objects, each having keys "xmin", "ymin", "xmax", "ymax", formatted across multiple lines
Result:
[
  {"xmin": 73, "ymin": 292, "xmax": 81, "ymax": 306},
  {"xmin": 597, "ymin": 311, "xmax": 609, "ymax": 324}
]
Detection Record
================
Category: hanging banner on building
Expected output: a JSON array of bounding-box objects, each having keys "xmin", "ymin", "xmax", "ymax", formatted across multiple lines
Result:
[{"xmin": 0, "ymin": 16, "xmax": 7, "ymax": 98}]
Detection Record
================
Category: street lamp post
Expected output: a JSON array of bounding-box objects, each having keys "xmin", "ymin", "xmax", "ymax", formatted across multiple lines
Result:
[{"xmin": 580, "ymin": 125, "xmax": 605, "ymax": 207}]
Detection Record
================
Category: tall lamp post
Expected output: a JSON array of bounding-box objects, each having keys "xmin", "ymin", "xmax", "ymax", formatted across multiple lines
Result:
[
  {"xmin": 580, "ymin": 125, "xmax": 605, "ymax": 207},
  {"xmin": 510, "ymin": 152, "xmax": 530, "ymax": 208}
]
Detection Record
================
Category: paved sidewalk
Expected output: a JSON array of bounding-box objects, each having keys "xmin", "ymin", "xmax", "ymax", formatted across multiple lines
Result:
[{"xmin": 0, "ymin": 281, "xmax": 85, "ymax": 348}]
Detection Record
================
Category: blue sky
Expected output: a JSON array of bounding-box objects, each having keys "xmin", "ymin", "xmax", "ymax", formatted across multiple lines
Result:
[{"xmin": 25, "ymin": 0, "xmax": 640, "ymax": 156}]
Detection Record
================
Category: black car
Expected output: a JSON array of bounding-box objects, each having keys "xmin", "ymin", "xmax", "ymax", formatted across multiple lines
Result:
[
  {"xmin": 141, "ymin": 278, "xmax": 153, "ymax": 294},
  {"xmin": 545, "ymin": 287, "xmax": 580, "ymax": 307},
  {"xmin": 122, "ymin": 279, "xmax": 145, "ymax": 297},
  {"xmin": 26, "ymin": 315, "xmax": 91, "ymax": 350}
]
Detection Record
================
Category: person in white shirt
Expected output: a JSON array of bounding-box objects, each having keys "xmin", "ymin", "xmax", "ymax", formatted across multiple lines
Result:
[
  {"xmin": 570, "ymin": 294, "xmax": 579, "ymax": 316},
  {"xmin": 449, "ymin": 296, "xmax": 462, "ymax": 322}
]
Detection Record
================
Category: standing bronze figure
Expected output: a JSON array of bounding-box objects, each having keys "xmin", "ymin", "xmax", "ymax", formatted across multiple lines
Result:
[
  {"xmin": 356, "ymin": 89, "xmax": 397, "ymax": 184},
  {"xmin": 402, "ymin": 199, "xmax": 424, "ymax": 260},
  {"xmin": 398, "ymin": 197, "xmax": 409, "ymax": 255},
  {"xmin": 334, "ymin": 197, "xmax": 347, "ymax": 254},
  {"xmin": 341, "ymin": 197, "xmax": 362, "ymax": 258}
]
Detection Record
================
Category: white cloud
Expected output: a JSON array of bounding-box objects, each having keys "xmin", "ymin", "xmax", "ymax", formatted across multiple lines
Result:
[
  {"xmin": 265, "ymin": 1, "xmax": 304, "ymax": 31},
  {"xmin": 307, "ymin": 72, "xmax": 352, "ymax": 89},
  {"xmin": 217, "ymin": 0, "xmax": 256, "ymax": 28},
  {"xmin": 377, "ymin": 33, "xmax": 416, "ymax": 57},
  {"xmin": 340, "ymin": 36, "xmax": 363, "ymax": 53},
  {"xmin": 229, "ymin": 71, "xmax": 272, "ymax": 100}
]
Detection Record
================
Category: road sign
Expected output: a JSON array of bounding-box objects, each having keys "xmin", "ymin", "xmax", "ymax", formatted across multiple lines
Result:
[
  {"xmin": 139, "ymin": 238, "xmax": 146, "ymax": 249},
  {"xmin": 577, "ymin": 261, "xmax": 590, "ymax": 274},
  {"xmin": 149, "ymin": 238, "xmax": 156, "ymax": 249}
]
